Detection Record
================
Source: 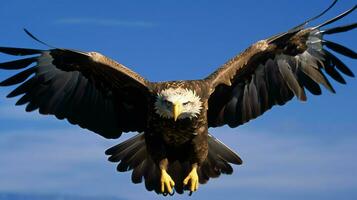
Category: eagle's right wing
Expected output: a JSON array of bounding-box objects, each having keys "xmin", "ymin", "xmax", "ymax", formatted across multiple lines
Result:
[
  {"xmin": 0, "ymin": 45, "xmax": 151, "ymax": 139},
  {"xmin": 206, "ymin": 2, "xmax": 357, "ymax": 128}
]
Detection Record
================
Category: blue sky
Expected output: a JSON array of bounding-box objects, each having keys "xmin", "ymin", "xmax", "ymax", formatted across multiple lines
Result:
[{"xmin": 0, "ymin": 0, "xmax": 357, "ymax": 200}]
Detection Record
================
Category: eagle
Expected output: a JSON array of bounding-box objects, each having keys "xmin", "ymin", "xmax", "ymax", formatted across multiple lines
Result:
[{"xmin": 0, "ymin": 1, "xmax": 356, "ymax": 196}]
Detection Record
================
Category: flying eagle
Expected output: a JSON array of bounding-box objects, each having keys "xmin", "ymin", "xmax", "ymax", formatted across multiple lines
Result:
[{"xmin": 0, "ymin": 1, "xmax": 356, "ymax": 196}]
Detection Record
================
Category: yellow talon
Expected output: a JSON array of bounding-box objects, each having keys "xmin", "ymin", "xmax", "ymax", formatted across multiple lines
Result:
[
  {"xmin": 183, "ymin": 164, "xmax": 199, "ymax": 193},
  {"xmin": 160, "ymin": 169, "xmax": 175, "ymax": 194}
]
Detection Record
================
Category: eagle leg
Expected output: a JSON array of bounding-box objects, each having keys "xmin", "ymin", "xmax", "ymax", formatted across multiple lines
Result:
[
  {"xmin": 160, "ymin": 169, "xmax": 175, "ymax": 194},
  {"xmin": 183, "ymin": 163, "xmax": 199, "ymax": 194},
  {"xmin": 159, "ymin": 158, "xmax": 175, "ymax": 195}
]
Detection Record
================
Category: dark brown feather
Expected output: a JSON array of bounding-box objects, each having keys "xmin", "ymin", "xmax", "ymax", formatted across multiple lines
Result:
[
  {"xmin": 0, "ymin": 66, "xmax": 36, "ymax": 86},
  {"xmin": 206, "ymin": 6, "xmax": 355, "ymax": 128},
  {"xmin": 0, "ymin": 47, "xmax": 151, "ymax": 139},
  {"xmin": 0, "ymin": 47, "xmax": 41, "ymax": 56},
  {"xmin": 277, "ymin": 59, "xmax": 306, "ymax": 101},
  {"xmin": 324, "ymin": 50, "xmax": 354, "ymax": 77},
  {"xmin": 323, "ymin": 40, "xmax": 357, "ymax": 59},
  {"xmin": 0, "ymin": 57, "xmax": 36, "ymax": 70},
  {"xmin": 323, "ymin": 23, "xmax": 357, "ymax": 35}
]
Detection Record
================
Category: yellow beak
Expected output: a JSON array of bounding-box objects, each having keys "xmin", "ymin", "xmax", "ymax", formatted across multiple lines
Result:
[{"xmin": 173, "ymin": 103, "xmax": 182, "ymax": 122}]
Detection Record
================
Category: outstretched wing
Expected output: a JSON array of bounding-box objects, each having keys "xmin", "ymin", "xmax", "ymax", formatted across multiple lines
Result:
[
  {"xmin": 206, "ymin": 3, "xmax": 357, "ymax": 128},
  {"xmin": 0, "ymin": 46, "xmax": 151, "ymax": 139}
]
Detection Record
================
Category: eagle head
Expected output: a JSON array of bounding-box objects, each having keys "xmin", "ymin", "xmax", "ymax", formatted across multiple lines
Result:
[{"xmin": 155, "ymin": 88, "xmax": 203, "ymax": 121}]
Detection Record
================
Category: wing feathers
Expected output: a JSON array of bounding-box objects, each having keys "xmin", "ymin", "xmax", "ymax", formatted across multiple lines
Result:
[
  {"xmin": 254, "ymin": 65, "xmax": 270, "ymax": 111},
  {"xmin": 320, "ymin": 57, "xmax": 346, "ymax": 84},
  {"xmin": 0, "ymin": 57, "xmax": 37, "ymax": 70},
  {"xmin": 296, "ymin": 70, "xmax": 322, "ymax": 95},
  {"xmin": 324, "ymin": 50, "xmax": 354, "ymax": 77},
  {"xmin": 277, "ymin": 59, "xmax": 306, "ymax": 101},
  {"xmin": 7, "ymin": 78, "xmax": 35, "ymax": 98},
  {"xmin": 0, "ymin": 47, "xmax": 41, "ymax": 56},
  {"xmin": 0, "ymin": 46, "xmax": 150, "ymax": 139},
  {"xmin": 323, "ymin": 40, "xmax": 357, "ymax": 59},
  {"xmin": 0, "ymin": 66, "xmax": 36, "ymax": 86},
  {"xmin": 224, "ymin": 86, "xmax": 242, "ymax": 127},
  {"xmin": 242, "ymin": 84, "xmax": 252, "ymax": 123},
  {"xmin": 323, "ymin": 22, "xmax": 357, "ymax": 35},
  {"xmin": 248, "ymin": 77, "xmax": 260, "ymax": 117},
  {"xmin": 207, "ymin": 4, "xmax": 356, "ymax": 128},
  {"xmin": 299, "ymin": 60, "xmax": 335, "ymax": 93}
]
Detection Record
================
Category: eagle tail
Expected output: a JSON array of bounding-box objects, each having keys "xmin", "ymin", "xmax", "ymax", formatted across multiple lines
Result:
[
  {"xmin": 105, "ymin": 133, "xmax": 162, "ymax": 193},
  {"xmin": 105, "ymin": 133, "xmax": 242, "ymax": 195},
  {"xmin": 197, "ymin": 134, "xmax": 243, "ymax": 184}
]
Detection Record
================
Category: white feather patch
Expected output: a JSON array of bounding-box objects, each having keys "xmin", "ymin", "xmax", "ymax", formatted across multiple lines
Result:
[{"xmin": 155, "ymin": 88, "xmax": 202, "ymax": 120}]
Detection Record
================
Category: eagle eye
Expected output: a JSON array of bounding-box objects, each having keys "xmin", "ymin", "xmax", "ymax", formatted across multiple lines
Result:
[{"xmin": 183, "ymin": 101, "xmax": 192, "ymax": 106}]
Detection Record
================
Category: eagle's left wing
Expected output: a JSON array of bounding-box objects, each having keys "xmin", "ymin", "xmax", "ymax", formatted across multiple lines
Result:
[
  {"xmin": 0, "ymin": 45, "xmax": 151, "ymax": 139},
  {"xmin": 206, "ymin": 3, "xmax": 357, "ymax": 128}
]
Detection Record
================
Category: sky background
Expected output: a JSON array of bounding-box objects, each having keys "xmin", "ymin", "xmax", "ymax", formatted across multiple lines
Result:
[{"xmin": 0, "ymin": 0, "xmax": 357, "ymax": 200}]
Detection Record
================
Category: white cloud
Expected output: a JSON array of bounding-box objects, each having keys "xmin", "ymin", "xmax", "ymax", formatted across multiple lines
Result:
[
  {"xmin": 0, "ymin": 104, "xmax": 41, "ymax": 120},
  {"xmin": 0, "ymin": 90, "xmax": 41, "ymax": 121},
  {"xmin": 205, "ymin": 128, "xmax": 357, "ymax": 191},
  {"xmin": 0, "ymin": 126, "xmax": 356, "ymax": 199}
]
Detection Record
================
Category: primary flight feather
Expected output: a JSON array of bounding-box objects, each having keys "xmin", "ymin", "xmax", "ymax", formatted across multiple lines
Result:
[{"xmin": 0, "ymin": 0, "xmax": 356, "ymax": 196}]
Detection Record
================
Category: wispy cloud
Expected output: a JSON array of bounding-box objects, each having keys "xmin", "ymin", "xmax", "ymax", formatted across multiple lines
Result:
[
  {"xmin": 0, "ymin": 128, "xmax": 123, "ymax": 196},
  {"xmin": 56, "ymin": 18, "xmax": 156, "ymax": 28},
  {"xmin": 0, "ymin": 104, "xmax": 40, "ymax": 120},
  {"xmin": 1, "ymin": 126, "xmax": 356, "ymax": 200},
  {"xmin": 205, "ymin": 128, "xmax": 357, "ymax": 192}
]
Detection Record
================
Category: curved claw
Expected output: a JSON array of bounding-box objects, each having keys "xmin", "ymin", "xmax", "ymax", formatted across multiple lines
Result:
[{"xmin": 162, "ymin": 190, "xmax": 175, "ymax": 196}]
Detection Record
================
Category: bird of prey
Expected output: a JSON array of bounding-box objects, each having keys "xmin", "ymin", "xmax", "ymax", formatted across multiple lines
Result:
[{"xmin": 0, "ymin": 0, "xmax": 356, "ymax": 196}]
